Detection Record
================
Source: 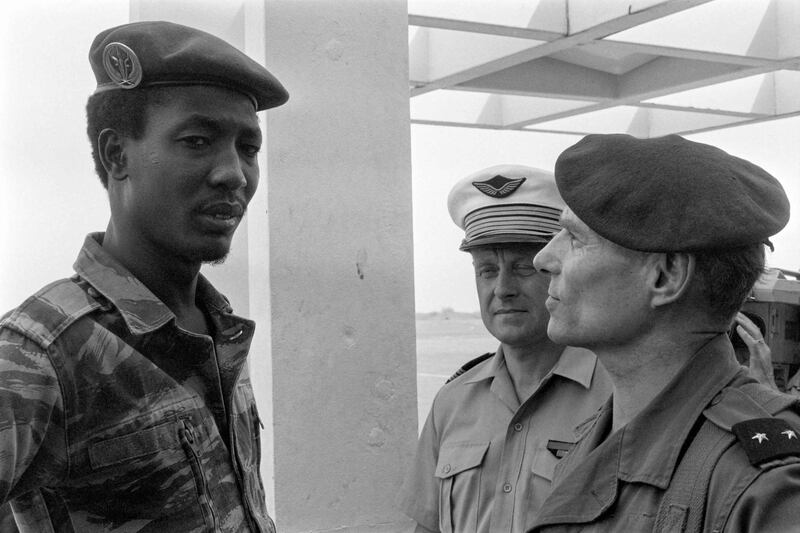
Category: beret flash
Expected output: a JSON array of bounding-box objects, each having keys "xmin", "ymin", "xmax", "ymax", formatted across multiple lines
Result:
[
  {"xmin": 554, "ymin": 134, "xmax": 790, "ymax": 252},
  {"xmin": 90, "ymin": 21, "xmax": 288, "ymax": 111}
]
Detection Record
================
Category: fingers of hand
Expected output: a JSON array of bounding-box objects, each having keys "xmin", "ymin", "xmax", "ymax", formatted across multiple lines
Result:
[
  {"xmin": 736, "ymin": 324, "xmax": 756, "ymax": 346},
  {"xmin": 735, "ymin": 312, "xmax": 758, "ymax": 334}
]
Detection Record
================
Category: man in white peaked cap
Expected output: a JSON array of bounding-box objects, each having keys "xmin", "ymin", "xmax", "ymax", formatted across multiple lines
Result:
[{"xmin": 398, "ymin": 165, "xmax": 613, "ymax": 533}]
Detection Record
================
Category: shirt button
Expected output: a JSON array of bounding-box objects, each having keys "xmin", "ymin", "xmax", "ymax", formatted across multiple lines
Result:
[
  {"xmin": 442, "ymin": 464, "xmax": 451, "ymax": 474},
  {"xmin": 503, "ymin": 483, "xmax": 513, "ymax": 493},
  {"xmin": 513, "ymin": 423, "xmax": 523, "ymax": 432}
]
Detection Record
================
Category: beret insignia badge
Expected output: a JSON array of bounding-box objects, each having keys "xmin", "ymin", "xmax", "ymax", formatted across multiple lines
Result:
[
  {"xmin": 102, "ymin": 42, "xmax": 142, "ymax": 89},
  {"xmin": 472, "ymin": 175, "xmax": 526, "ymax": 198}
]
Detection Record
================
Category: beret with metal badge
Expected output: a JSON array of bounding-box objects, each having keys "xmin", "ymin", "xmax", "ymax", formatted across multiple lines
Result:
[
  {"xmin": 554, "ymin": 134, "xmax": 790, "ymax": 252},
  {"xmin": 448, "ymin": 164, "xmax": 565, "ymax": 251},
  {"xmin": 90, "ymin": 20, "xmax": 289, "ymax": 111}
]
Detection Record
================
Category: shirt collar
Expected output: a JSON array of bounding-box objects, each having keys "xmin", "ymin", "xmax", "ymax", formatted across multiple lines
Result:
[
  {"xmin": 73, "ymin": 233, "xmax": 234, "ymax": 335},
  {"xmin": 463, "ymin": 344, "xmax": 601, "ymax": 389},
  {"xmin": 551, "ymin": 346, "xmax": 601, "ymax": 389},
  {"xmin": 463, "ymin": 346, "xmax": 505, "ymax": 384},
  {"xmin": 616, "ymin": 334, "xmax": 744, "ymax": 488}
]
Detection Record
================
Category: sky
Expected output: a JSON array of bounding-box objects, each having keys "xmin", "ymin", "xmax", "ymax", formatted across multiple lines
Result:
[{"xmin": 2, "ymin": 1, "xmax": 799, "ymax": 315}]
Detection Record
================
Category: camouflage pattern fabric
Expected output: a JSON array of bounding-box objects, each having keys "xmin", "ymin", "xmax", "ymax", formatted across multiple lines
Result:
[{"xmin": 0, "ymin": 233, "xmax": 275, "ymax": 532}]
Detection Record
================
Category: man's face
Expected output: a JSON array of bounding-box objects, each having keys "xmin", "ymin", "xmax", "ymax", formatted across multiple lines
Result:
[
  {"xmin": 116, "ymin": 85, "xmax": 261, "ymax": 264},
  {"xmin": 533, "ymin": 207, "xmax": 653, "ymax": 349},
  {"xmin": 470, "ymin": 245, "xmax": 551, "ymax": 349}
]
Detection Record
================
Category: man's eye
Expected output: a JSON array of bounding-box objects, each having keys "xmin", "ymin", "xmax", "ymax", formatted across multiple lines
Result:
[
  {"xmin": 241, "ymin": 144, "xmax": 261, "ymax": 157},
  {"xmin": 181, "ymin": 136, "xmax": 210, "ymax": 149},
  {"xmin": 513, "ymin": 265, "xmax": 537, "ymax": 277},
  {"xmin": 567, "ymin": 231, "xmax": 580, "ymax": 246},
  {"xmin": 477, "ymin": 268, "xmax": 498, "ymax": 279}
]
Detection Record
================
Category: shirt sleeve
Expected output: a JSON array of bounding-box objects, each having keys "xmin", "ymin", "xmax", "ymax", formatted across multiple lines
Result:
[
  {"xmin": 397, "ymin": 398, "xmax": 441, "ymax": 532},
  {"xmin": 0, "ymin": 326, "xmax": 65, "ymax": 504},
  {"xmin": 721, "ymin": 458, "xmax": 800, "ymax": 532}
]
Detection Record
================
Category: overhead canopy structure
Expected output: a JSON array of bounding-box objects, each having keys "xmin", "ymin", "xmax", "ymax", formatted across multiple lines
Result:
[{"xmin": 409, "ymin": 0, "xmax": 800, "ymax": 137}]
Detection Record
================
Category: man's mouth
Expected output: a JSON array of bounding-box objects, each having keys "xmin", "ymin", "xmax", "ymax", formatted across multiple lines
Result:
[
  {"xmin": 200, "ymin": 202, "xmax": 244, "ymax": 217},
  {"xmin": 197, "ymin": 202, "xmax": 245, "ymax": 229}
]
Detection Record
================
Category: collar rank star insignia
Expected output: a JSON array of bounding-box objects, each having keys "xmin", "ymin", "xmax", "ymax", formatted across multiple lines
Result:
[
  {"xmin": 472, "ymin": 175, "xmax": 526, "ymax": 198},
  {"xmin": 103, "ymin": 42, "xmax": 143, "ymax": 89},
  {"xmin": 732, "ymin": 418, "xmax": 800, "ymax": 466}
]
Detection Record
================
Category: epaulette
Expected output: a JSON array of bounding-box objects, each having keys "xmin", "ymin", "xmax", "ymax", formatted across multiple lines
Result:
[
  {"xmin": 704, "ymin": 384, "xmax": 800, "ymax": 465},
  {"xmin": 0, "ymin": 277, "xmax": 100, "ymax": 348},
  {"xmin": 731, "ymin": 417, "xmax": 800, "ymax": 465},
  {"xmin": 654, "ymin": 381, "xmax": 800, "ymax": 533},
  {"xmin": 445, "ymin": 352, "xmax": 494, "ymax": 384}
]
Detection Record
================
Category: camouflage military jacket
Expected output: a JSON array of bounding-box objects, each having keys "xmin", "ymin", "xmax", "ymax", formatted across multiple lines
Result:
[{"xmin": 0, "ymin": 233, "xmax": 275, "ymax": 532}]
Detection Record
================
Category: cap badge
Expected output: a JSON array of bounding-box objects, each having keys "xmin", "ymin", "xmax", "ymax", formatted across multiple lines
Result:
[
  {"xmin": 472, "ymin": 175, "xmax": 526, "ymax": 198},
  {"xmin": 102, "ymin": 42, "xmax": 142, "ymax": 89}
]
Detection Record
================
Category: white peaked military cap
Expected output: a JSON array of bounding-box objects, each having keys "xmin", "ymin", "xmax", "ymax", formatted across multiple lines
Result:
[{"xmin": 447, "ymin": 164, "xmax": 565, "ymax": 251}]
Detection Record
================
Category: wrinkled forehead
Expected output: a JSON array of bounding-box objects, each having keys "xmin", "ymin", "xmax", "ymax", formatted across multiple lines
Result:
[
  {"xmin": 560, "ymin": 207, "xmax": 656, "ymax": 267},
  {"xmin": 558, "ymin": 207, "xmax": 595, "ymax": 238}
]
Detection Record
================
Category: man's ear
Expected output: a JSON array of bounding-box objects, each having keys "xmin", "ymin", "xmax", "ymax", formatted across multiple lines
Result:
[
  {"xmin": 98, "ymin": 128, "xmax": 128, "ymax": 182},
  {"xmin": 649, "ymin": 252, "xmax": 695, "ymax": 308}
]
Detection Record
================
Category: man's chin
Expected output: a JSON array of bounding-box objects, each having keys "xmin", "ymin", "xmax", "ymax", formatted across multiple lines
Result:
[
  {"xmin": 188, "ymin": 241, "xmax": 232, "ymax": 265},
  {"xmin": 545, "ymin": 323, "xmax": 575, "ymax": 346}
]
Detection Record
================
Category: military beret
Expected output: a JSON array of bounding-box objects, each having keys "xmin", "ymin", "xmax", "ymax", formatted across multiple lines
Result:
[
  {"xmin": 555, "ymin": 134, "xmax": 790, "ymax": 252},
  {"xmin": 448, "ymin": 164, "xmax": 565, "ymax": 251},
  {"xmin": 90, "ymin": 21, "xmax": 288, "ymax": 111}
]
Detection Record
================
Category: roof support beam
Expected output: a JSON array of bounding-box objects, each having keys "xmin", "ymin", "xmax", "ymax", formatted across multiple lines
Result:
[{"xmin": 411, "ymin": 0, "xmax": 713, "ymax": 97}]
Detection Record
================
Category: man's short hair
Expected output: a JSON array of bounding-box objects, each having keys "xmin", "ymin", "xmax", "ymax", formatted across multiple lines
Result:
[
  {"xmin": 691, "ymin": 243, "xmax": 765, "ymax": 322},
  {"xmin": 85, "ymin": 88, "xmax": 170, "ymax": 188}
]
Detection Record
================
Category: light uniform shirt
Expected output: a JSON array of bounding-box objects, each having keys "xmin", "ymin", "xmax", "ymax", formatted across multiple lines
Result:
[{"xmin": 399, "ymin": 345, "xmax": 613, "ymax": 533}]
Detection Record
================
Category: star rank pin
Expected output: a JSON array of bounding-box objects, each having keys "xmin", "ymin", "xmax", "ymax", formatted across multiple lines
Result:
[{"xmin": 732, "ymin": 418, "xmax": 800, "ymax": 466}]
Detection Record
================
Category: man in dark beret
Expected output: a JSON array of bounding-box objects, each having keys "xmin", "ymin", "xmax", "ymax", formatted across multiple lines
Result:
[
  {"xmin": 0, "ymin": 21, "xmax": 287, "ymax": 532},
  {"xmin": 529, "ymin": 134, "xmax": 800, "ymax": 532}
]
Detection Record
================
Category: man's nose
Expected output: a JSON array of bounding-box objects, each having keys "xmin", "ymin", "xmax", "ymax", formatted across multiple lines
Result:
[
  {"xmin": 533, "ymin": 235, "xmax": 560, "ymax": 275},
  {"xmin": 494, "ymin": 267, "xmax": 519, "ymax": 299},
  {"xmin": 208, "ymin": 145, "xmax": 248, "ymax": 190}
]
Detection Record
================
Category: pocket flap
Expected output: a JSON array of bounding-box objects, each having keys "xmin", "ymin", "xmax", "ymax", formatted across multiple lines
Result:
[
  {"xmin": 531, "ymin": 447, "xmax": 557, "ymax": 481},
  {"xmin": 89, "ymin": 419, "xmax": 182, "ymax": 469},
  {"xmin": 435, "ymin": 441, "xmax": 489, "ymax": 479}
]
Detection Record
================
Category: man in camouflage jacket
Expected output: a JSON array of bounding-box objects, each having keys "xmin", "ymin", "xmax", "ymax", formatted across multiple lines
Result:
[{"xmin": 0, "ymin": 21, "xmax": 288, "ymax": 532}]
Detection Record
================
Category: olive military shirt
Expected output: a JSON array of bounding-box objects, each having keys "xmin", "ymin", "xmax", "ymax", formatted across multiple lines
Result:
[
  {"xmin": 528, "ymin": 334, "xmax": 800, "ymax": 532},
  {"xmin": 399, "ymin": 346, "xmax": 612, "ymax": 532},
  {"xmin": 0, "ymin": 233, "xmax": 273, "ymax": 532}
]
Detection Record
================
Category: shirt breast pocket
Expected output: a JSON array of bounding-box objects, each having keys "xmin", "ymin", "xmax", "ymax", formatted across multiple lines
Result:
[
  {"xmin": 531, "ymin": 446, "xmax": 558, "ymax": 482},
  {"xmin": 81, "ymin": 399, "xmax": 202, "ymax": 517},
  {"xmin": 435, "ymin": 441, "xmax": 489, "ymax": 533}
]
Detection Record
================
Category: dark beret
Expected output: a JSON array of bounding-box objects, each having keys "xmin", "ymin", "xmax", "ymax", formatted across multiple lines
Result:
[
  {"xmin": 90, "ymin": 21, "xmax": 288, "ymax": 111},
  {"xmin": 555, "ymin": 134, "xmax": 790, "ymax": 252}
]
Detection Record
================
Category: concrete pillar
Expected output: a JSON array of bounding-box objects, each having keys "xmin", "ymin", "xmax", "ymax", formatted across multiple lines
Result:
[
  {"xmin": 131, "ymin": 1, "xmax": 418, "ymax": 531},
  {"xmin": 263, "ymin": 2, "xmax": 417, "ymax": 531}
]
